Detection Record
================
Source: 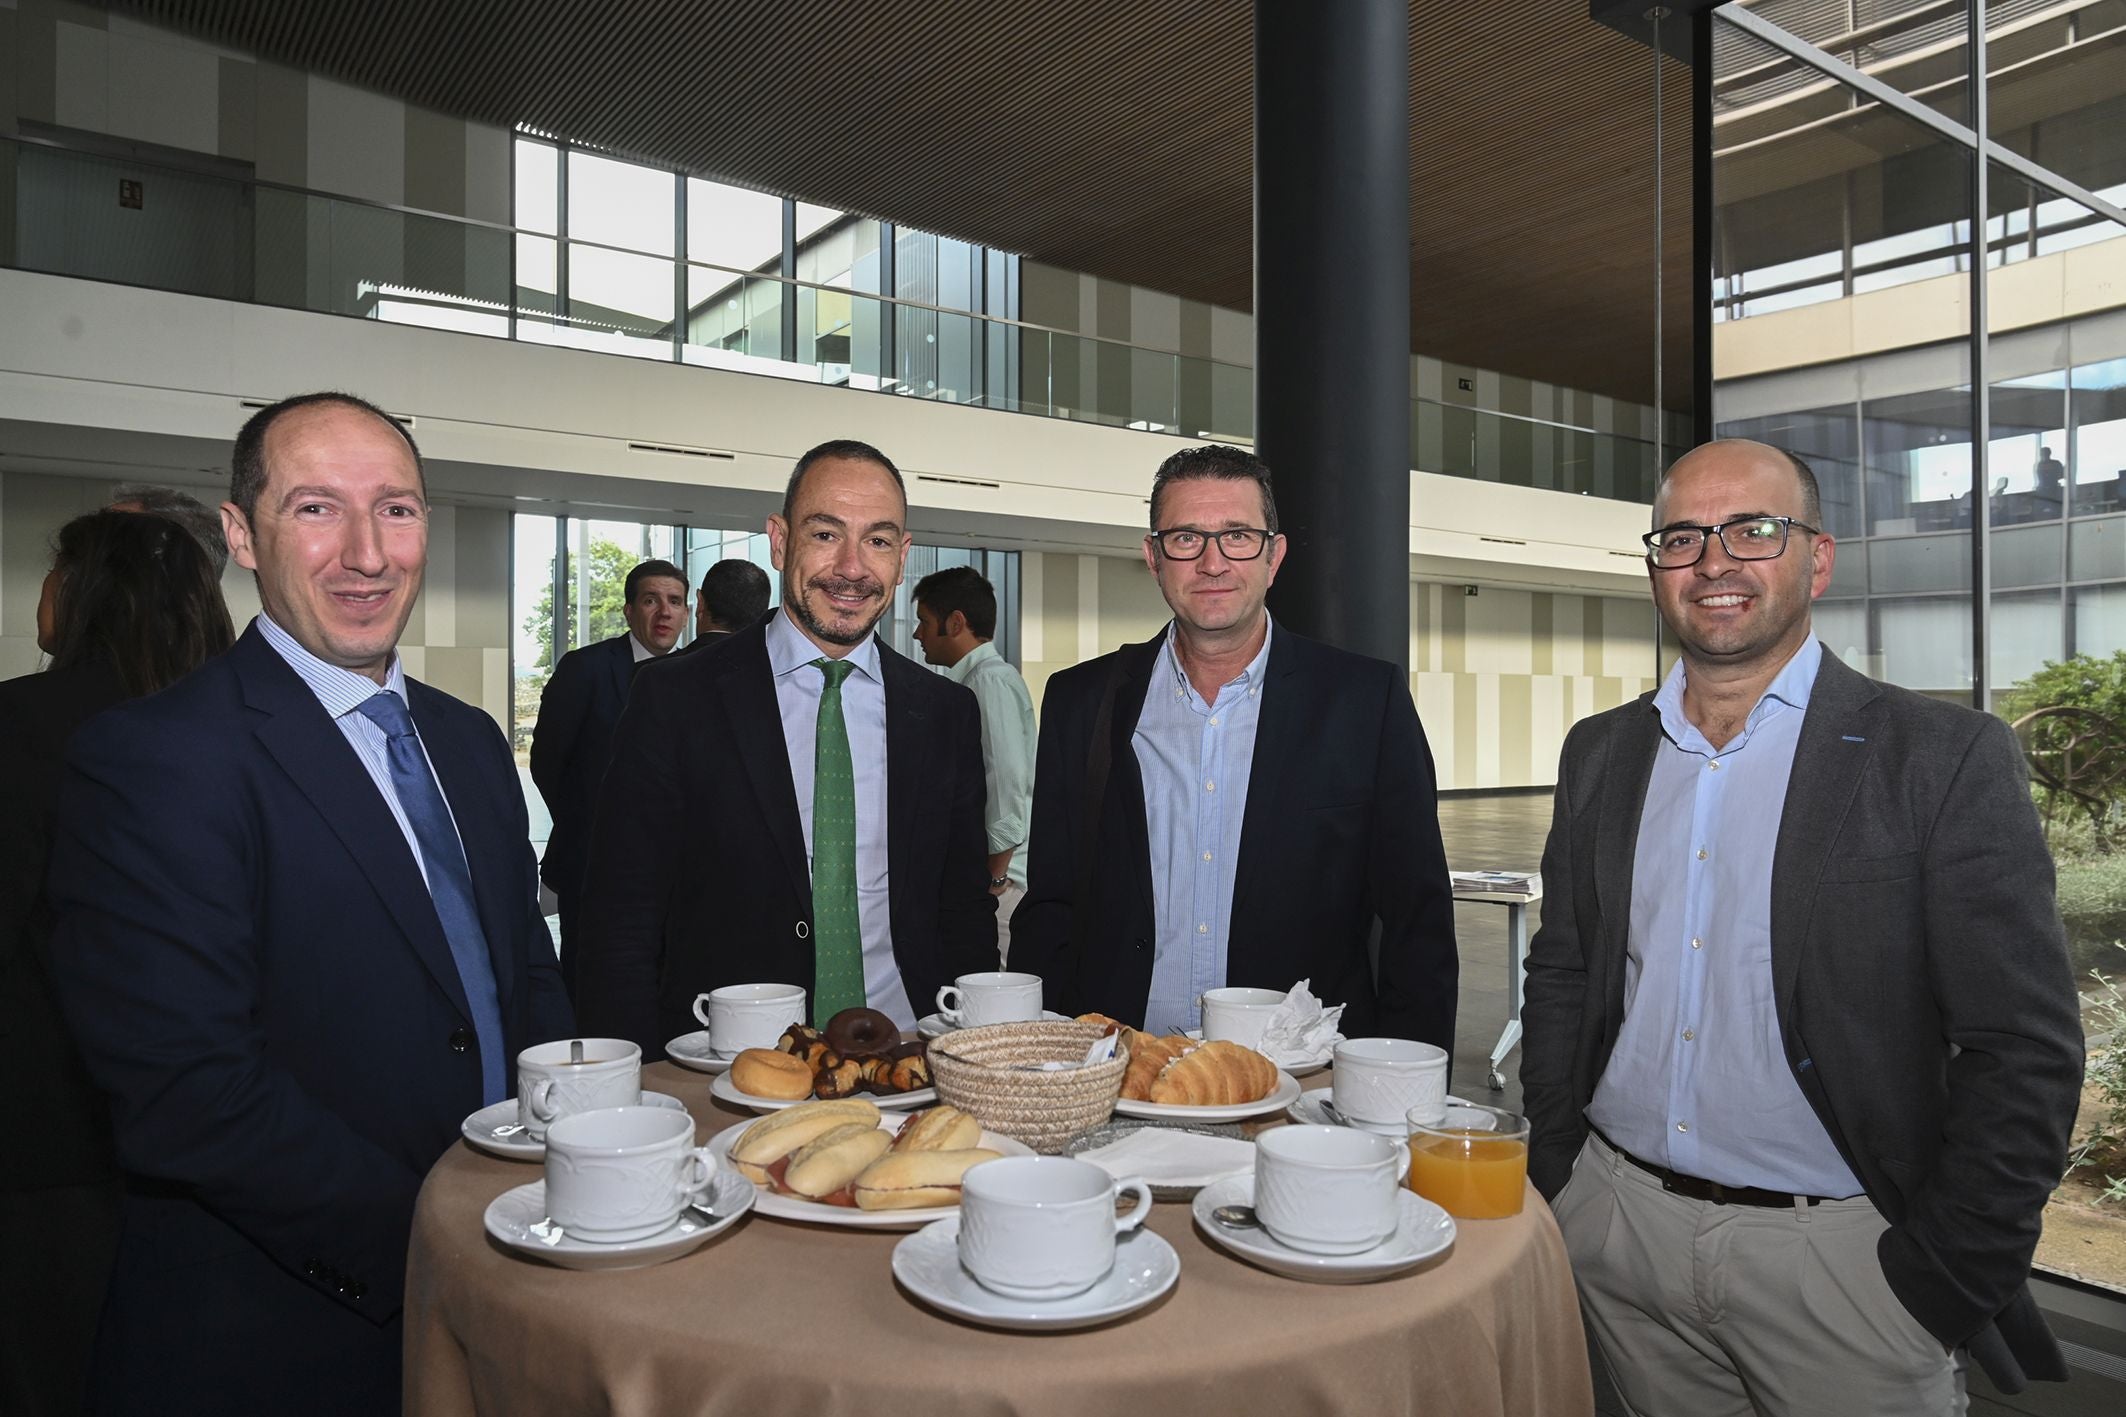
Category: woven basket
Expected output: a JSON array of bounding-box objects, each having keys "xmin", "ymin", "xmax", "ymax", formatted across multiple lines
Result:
[{"xmin": 928, "ymin": 1021, "xmax": 1126, "ymax": 1153}]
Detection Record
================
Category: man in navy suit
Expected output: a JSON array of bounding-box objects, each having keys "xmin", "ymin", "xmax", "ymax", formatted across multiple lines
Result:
[
  {"xmin": 48, "ymin": 392, "xmax": 573, "ymax": 1416},
  {"xmin": 531, "ymin": 556, "xmax": 687, "ymax": 989}
]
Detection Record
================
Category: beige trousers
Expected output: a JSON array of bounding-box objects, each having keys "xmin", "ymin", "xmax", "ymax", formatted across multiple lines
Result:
[{"xmin": 1553, "ymin": 1131, "xmax": 1964, "ymax": 1417}]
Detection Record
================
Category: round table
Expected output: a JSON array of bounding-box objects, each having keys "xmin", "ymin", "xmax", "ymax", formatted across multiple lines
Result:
[{"xmin": 405, "ymin": 1062, "xmax": 1593, "ymax": 1416}]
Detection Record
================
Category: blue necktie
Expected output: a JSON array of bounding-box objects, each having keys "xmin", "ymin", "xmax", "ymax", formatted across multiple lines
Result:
[{"xmin": 355, "ymin": 691, "xmax": 507, "ymax": 1105}]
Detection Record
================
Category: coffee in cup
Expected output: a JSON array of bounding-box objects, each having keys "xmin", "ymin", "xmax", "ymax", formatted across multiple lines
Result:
[
  {"xmin": 957, "ymin": 1156, "xmax": 1153, "ymax": 1300},
  {"xmin": 935, "ymin": 971, "xmax": 1043, "ymax": 1028},
  {"xmin": 692, "ymin": 982, "xmax": 807, "ymax": 1056},
  {"xmin": 1253, "ymin": 1124, "xmax": 1409, "ymax": 1254},
  {"xmin": 543, "ymin": 1105, "xmax": 717, "ymax": 1242},
  {"xmin": 517, "ymin": 1038, "xmax": 642, "ymax": 1140}
]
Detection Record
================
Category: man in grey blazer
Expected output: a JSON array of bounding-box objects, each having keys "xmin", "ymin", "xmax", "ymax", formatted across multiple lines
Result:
[{"xmin": 1522, "ymin": 439, "xmax": 2083, "ymax": 1414}]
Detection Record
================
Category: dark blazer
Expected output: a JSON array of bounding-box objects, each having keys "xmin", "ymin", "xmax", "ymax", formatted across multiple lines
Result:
[
  {"xmin": 671, "ymin": 627, "xmax": 736, "ymax": 657},
  {"xmin": 1012, "ymin": 624, "xmax": 1458, "ymax": 1048},
  {"xmin": 530, "ymin": 632, "xmax": 638, "ymax": 899},
  {"xmin": 0, "ymin": 658, "xmax": 128, "ymax": 1193},
  {"xmin": 574, "ymin": 613, "xmax": 997, "ymax": 1057},
  {"xmin": 46, "ymin": 625, "xmax": 573, "ymax": 1416},
  {"xmin": 1519, "ymin": 648, "xmax": 2083, "ymax": 1393}
]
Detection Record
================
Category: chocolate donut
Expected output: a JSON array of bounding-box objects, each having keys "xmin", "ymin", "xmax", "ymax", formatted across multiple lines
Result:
[{"xmin": 822, "ymin": 1006, "xmax": 899, "ymax": 1059}]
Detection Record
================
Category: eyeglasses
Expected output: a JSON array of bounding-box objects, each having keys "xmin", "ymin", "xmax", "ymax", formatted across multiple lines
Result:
[
  {"xmin": 1642, "ymin": 515, "xmax": 1820, "ymax": 569},
  {"xmin": 1150, "ymin": 527, "xmax": 1276, "ymax": 561}
]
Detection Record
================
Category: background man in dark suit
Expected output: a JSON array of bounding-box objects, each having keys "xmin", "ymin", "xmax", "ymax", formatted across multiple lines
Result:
[
  {"xmin": 1012, "ymin": 445, "xmax": 1457, "ymax": 1046},
  {"xmin": 532, "ymin": 557, "xmax": 687, "ymax": 988},
  {"xmin": 1521, "ymin": 440, "xmax": 2083, "ymax": 1412},
  {"xmin": 678, "ymin": 556, "xmax": 771, "ymax": 654},
  {"xmin": 575, "ymin": 440, "xmax": 995, "ymax": 1055},
  {"xmin": 47, "ymin": 392, "xmax": 573, "ymax": 1416}
]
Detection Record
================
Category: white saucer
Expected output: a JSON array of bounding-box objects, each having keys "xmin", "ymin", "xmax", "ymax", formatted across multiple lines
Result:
[
  {"xmin": 1113, "ymin": 1069, "xmax": 1302, "ymax": 1123},
  {"xmin": 665, "ymin": 1030, "xmax": 736, "ymax": 1073},
  {"xmin": 706, "ymin": 1116, "xmax": 1034, "ymax": 1229},
  {"xmin": 460, "ymin": 1091, "xmax": 690, "ymax": 1161},
  {"xmin": 709, "ymin": 1070, "xmax": 937, "ymax": 1114},
  {"xmin": 1191, "ymin": 1174, "xmax": 1455, "ymax": 1283},
  {"xmin": 892, "ymin": 1216, "xmax": 1179, "ymax": 1330},
  {"xmin": 484, "ymin": 1169, "xmax": 753, "ymax": 1270},
  {"xmin": 917, "ymin": 1009, "xmax": 1071, "ymax": 1039},
  {"xmin": 1181, "ymin": 1029, "xmax": 1332, "ymax": 1078},
  {"xmin": 1285, "ymin": 1091, "xmax": 1497, "ymax": 1137}
]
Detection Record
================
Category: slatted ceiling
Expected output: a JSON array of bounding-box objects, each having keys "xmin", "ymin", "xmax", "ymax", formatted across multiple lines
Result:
[{"xmin": 107, "ymin": 0, "xmax": 1695, "ymax": 411}]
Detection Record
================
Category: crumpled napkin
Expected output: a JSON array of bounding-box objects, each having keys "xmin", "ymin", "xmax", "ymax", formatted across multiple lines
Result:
[{"xmin": 1254, "ymin": 979, "xmax": 1344, "ymax": 1066}]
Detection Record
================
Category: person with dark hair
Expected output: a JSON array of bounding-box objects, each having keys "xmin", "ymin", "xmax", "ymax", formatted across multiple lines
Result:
[
  {"xmin": 913, "ymin": 566, "xmax": 1035, "ymax": 962},
  {"xmin": 45, "ymin": 392, "xmax": 571, "ymax": 1415},
  {"xmin": 1012, "ymin": 444, "xmax": 1458, "ymax": 1046},
  {"xmin": 0, "ymin": 510, "xmax": 232, "ymax": 1417},
  {"xmin": 1522, "ymin": 439, "xmax": 2082, "ymax": 1411},
  {"xmin": 681, "ymin": 557, "xmax": 772, "ymax": 650},
  {"xmin": 575, "ymin": 439, "xmax": 996, "ymax": 1053},
  {"xmin": 108, "ymin": 482, "xmax": 232, "ymax": 578},
  {"xmin": 532, "ymin": 557, "xmax": 688, "ymax": 986}
]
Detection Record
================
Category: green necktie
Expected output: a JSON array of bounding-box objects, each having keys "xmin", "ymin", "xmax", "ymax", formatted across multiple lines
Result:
[{"xmin": 810, "ymin": 657, "xmax": 865, "ymax": 1021}]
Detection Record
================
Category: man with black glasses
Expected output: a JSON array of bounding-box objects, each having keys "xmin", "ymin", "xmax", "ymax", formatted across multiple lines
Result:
[
  {"xmin": 1521, "ymin": 438, "xmax": 2083, "ymax": 1413},
  {"xmin": 1013, "ymin": 444, "xmax": 1458, "ymax": 1048}
]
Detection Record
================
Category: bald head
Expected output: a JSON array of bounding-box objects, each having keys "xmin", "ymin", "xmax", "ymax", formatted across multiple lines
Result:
[{"xmin": 1655, "ymin": 439, "xmax": 1821, "ymax": 531}]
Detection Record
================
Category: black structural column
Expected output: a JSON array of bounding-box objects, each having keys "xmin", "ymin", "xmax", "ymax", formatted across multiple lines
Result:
[{"xmin": 1255, "ymin": 0, "xmax": 1412, "ymax": 670}]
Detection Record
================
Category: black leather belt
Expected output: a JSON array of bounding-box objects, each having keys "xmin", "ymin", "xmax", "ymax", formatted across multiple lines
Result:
[{"xmin": 1594, "ymin": 1127, "xmax": 1828, "ymax": 1209}]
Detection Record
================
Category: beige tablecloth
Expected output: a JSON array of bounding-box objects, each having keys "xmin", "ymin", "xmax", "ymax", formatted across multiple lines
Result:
[{"xmin": 405, "ymin": 1063, "xmax": 1593, "ymax": 1417}]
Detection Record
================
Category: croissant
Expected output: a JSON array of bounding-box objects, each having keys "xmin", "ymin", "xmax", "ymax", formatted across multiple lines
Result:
[
  {"xmin": 1148, "ymin": 1040, "xmax": 1278, "ymax": 1106},
  {"xmin": 1120, "ymin": 1030, "xmax": 1190, "ymax": 1101}
]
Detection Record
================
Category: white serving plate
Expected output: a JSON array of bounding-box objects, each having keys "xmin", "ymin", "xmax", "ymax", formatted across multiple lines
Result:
[
  {"xmin": 705, "ymin": 1114, "xmax": 1032, "ymax": 1230},
  {"xmin": 1112, "ymin": 1069, "xmax": 1302, "ymax": 1123},
  {"xmin": 709, "ymin": 1069, "xmax": 937, "ymax": 1114}
]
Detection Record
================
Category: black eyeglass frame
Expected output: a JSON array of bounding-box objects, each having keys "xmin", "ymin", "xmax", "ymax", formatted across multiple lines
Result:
[
  {"xmin": 1642, "ymin": 515, "xmax": 1822, "ymax": 569},
  {"xmin": 1147, "ymin": 526, "xmax": 1279, "ymax": 561}
]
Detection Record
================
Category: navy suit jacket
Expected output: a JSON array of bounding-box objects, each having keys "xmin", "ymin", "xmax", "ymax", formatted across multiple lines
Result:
[
  {"xmin": 529, "ymin": 632, "xmax": 637, "ymax": 899},
  {"xmin": 46, "ymin": 625, "xmax": 572, "ymax": 1415}
]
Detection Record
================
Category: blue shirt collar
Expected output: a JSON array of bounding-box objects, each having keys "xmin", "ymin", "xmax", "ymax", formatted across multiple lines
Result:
[
  {"xmin": 1157, "ymin": 614, "xmax": 1274, "ymax": 708},
  {"xmin": 254, "ymin": 612, "xmax": 408, "ymax": 718},
  {"xmin": 766, "ymin": 603, "xmax": 883, "ymax": 684},
  {"xmin": 1652, "ymin": 635, "xmax": 1822, "ymax": 754}
]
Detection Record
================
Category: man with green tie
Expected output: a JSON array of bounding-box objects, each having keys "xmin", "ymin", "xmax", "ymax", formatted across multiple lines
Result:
[{"xmin": 573, "ymin": 440, "xmax": 997, "ymax": 1054}]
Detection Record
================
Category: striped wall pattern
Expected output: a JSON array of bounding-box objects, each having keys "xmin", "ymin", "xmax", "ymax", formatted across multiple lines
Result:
[{"xmin": 1017, "ymin": 551, "xmax": 1660, "ymax": 791}]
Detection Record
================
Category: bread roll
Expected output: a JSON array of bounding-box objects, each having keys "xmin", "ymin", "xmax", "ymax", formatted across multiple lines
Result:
[
  {"xmin": 891, "ymin": 1104, "xmax": 981, "ymax": 1153},
  {"xmin": 726, "ymin": 1098, "xmax": 881, "ymax": 1183},
  {"xmin": 731, "ymin": 1047, "xmax": 815, "ymax": 1101},
  {"xmin": 851, "ymin": 1148, "xmax": 1003, "ymax": 1210},
  {"xmin": 783, "ymin": 1122, "xmax": 893, "ymax": 1198},
  {"xmin": 1148, "ymin": 1040, "xmax": 1278, "ymax": 1106}
]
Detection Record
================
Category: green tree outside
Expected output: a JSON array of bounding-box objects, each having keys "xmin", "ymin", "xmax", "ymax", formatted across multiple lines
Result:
[{"xmin": 523, "ymin": 537, "xmax": 637, "ymax": 671}]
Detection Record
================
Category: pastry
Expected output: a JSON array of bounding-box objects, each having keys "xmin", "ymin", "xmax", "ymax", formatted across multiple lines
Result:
[
  {"xmin": 1119, "ymin": 1030, "xmax": 1189, "ymax": 1101},
  {"xmin": 891, "ymin": 1104, "xmax": 980, "ymax": 1152},
  {"xmin": 730, "ymin": 1046, "xmax": 815, "ymax": 1101},
  {"xmin": 812, "ymin": 1054, "xmax": 869, "ymax": 1099},
  {"xmin": 850, "ymin": 1148, "xmax": 1002, "ymax": 1210},
  {"xmin": 1148, "ymin": 1039, "xmax": 1278, "ymax": 1106},
  {"xmin": 823, "ymin": 1006, "xmax": 900, "ymax": 1059},
  {"xmin": 783, "ymin": 1121, "xmax": 894, "ymax": 1199},
  {"xmin": 725, "ymin": 1098, "xmax": 882, "ymax": 1184}
]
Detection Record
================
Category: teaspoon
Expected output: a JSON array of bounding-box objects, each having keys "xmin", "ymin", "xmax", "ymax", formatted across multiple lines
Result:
[{"xmin": 1210, "ymin": 1204, "xmax": 1262, "ymax": 1230}]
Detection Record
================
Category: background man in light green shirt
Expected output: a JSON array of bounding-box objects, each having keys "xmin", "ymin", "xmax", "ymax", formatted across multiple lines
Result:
[{"xmin": 913, "ymin": 567, "xmax": 1036, "ymax": 964}]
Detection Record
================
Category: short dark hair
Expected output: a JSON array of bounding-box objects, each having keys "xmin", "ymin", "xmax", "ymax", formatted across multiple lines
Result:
[
  {"xmin": 913, "ymin": 565, "xmax": 998, "ymax": 639},
  {"xmin": 47, "ymin": 509, "xmax": 235, "ymax": 697},
  {"xmin": 696, "ymin": 558, "xmax": 771, "ymax": 631},
  {"xmin": 109, "ymin": 483, "xmax": 230, "ymax": 577},
  {"xmin": 783, "ymin": 439, "xmax": 906, "ymax": 524},
  {"xmin": 1148, "ymin": 444, "xmax": 1280, "ymax": 536},
  {"xmin": 624, "ymin": 559, "xmax": 687, "ymax": 603},
  {"xmin": 229, "ymin": 392, "xmax": 424, "ymax": 523}
]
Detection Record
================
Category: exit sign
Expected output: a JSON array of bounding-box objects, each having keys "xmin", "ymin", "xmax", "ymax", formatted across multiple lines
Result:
[{"xmin": 118, "ymin": 179, "xmax": 143, "ymax": 210}]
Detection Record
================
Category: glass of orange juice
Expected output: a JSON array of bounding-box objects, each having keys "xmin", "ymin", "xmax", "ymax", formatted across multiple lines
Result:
[{"xmin": 1406, "ymin": 1104, "xmax": 1530, "ymax": 1219}]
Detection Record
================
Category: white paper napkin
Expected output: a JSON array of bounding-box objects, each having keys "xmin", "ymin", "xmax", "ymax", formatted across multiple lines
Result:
[
  {"xmin": 1076, "ymin": 1128, "xmax": 1257, "ymax": 1187},
  {"xmin": 1255, "ymin": 979, "xmax": 1344, "ymax": 1066}
]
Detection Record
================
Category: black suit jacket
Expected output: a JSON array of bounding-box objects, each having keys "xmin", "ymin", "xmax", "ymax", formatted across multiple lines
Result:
[
  {"xmin": 574, "ymin": 614, "xmax": 997, "ymax": 1057},
  {"xmin": 0, "ymin": 658, "xmax": 128, "ymax": 1193},
  {"xmin": 530, "ymin": 633, "xmax": 638, "ymax": 898},
  {"xmin": 1012, "ymin": 623, "xmax": 1458, "ymax": 1048},
  {"xmin": 46, "ymin": 626, "xmax": 573, "ymax": 1415},
  {"xmin": 1520, "ymin": 648, "xmax": 2083, "ymax": 1392}
]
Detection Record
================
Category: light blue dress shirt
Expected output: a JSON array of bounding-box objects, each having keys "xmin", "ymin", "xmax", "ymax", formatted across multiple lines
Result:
[
  {"xmin": 942, "ymin": 641, "xmax": 1037, "ymax": 889},
  {"xmin": 1136, "ymin": 618, "xmax": 1274, "ymax": 1034},
  {"xmin": 254, "ymin": 613, "xmax": 461, "ymax": 893},
  {"xmin": 1586, "ymin": 637, "xmax": 1863, "ymax": 1197},
  {"xmin": 764, "ymin": 608, "xmax": 916, "ymax": 1027}
]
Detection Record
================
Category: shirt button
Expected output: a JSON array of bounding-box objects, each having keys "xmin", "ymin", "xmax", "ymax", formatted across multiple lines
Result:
[
  {"xmin": 1202, "ymin": 851, "xmax": 1213, "ymax": 862},
  {"xmin": 1682, "ymin": 1028, "xmax": 1696, "ymax": 1042},
  {"xmin": 1197, "ymin": 923, "xmax": 1209, "ymax": 934},
  {"xmin": 1204, "ymin": 781, "xmax": 1216, "ymax": 792},
  {"xmin": 1209, "ymin": 716, "xmax": 1220, "ymax": 726},
  {"xmin": 1676, "ymin": 1122, "xmax": 1689, "ymax": 1133},
  {"xmin": 1691, "ymin": 937, "xmax": 1702, "ymax": 950},
  {"xmin": 1696, "ymin": 847, "xmax": 1708, "ymax": 861},
  {"xmin": 1708, "ymin": 761, "xmax": 1719, "ymax": 771}
]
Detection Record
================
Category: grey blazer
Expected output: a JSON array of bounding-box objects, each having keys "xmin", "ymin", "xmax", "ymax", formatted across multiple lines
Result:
[{"xmin": 1520, "ymin": 647, "xmax": 2084, "ymax": 1393}]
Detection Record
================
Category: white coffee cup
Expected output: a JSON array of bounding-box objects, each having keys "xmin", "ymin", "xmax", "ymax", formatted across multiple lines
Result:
[
  {"xmin": 517, "ymin": 1038, "xmax": 643, "ymax": 1140},
  {"xmin": 543, "ymin": 1105, "xmax": 717, "ymax": 1243},
  {"xmin": 935, "ymin": 971, "xmax": 1043, "ymax": 1028},
  {"xmin": 692, "ymin": 982, "xmax": 808, "ymax": 1056},
  {"xmin": 957, "ymin": 1156, "xmax": 1154, "ymax": 1300},
  {"xmin": 1333, "ymin": 1037, "xmax": 1448, "ymax": 1129},
  {"xmin": 1199, "ymin": 986, "xmax": 1287, "ymax": 1048},
  {"xmin": 1254, "ymin": 1124, "xmax": 1410, "ymax": 1255}
]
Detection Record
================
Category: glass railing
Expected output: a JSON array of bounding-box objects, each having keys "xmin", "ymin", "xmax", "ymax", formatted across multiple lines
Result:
[{"xmin": 2, "ymin": 133, "xmax": 1663, "ymax": 503}]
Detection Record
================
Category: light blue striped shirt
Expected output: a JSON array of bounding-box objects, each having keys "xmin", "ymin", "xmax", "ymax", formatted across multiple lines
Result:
[
  {"xmin": 765, "ymin": 608, "xmax": 916, "ymax": 1028},
  {"xmin": 1136, "ymin": 618, "xmax": 1273, "ymax": 1034},
  {"xmin": 1587, "ymin": 637, "xmax": 1863, "ymax": 1197},
  {"xmin": 254, "ymin": 613, "xmax": 464, "ymax": 892}
]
